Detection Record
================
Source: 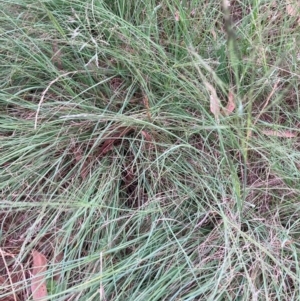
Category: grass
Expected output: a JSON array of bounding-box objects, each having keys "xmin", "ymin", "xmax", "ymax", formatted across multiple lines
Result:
[{"xmin": 0, "ymin": 0, "xmax": 299, "ymax": 300}]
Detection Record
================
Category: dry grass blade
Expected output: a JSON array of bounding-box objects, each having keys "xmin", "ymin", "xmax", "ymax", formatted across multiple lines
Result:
[
  {"xmin": 223, "ymin": 89, "xmax": 235, "ymax": 116},
  {"xmin": 261, "ymin": 129, "xmax": 297, "ymax": 138},
  {"xmin": 99, "ymin": 252, "xmax": 106, "ymax": 301},
  {"xmin": 31, "ymin": 250, "xmax": 48, "ymax": 300},
  {"xmin": 52, "ymin": 40, "xmax": 62, "ymax": 70},
  {"xmin": 247, "ymin": 79, "xmax": 280, "ymax": 140},
  {"xmin": 205, "ymin": 82, "xmax": 220, "ymax": 122},
  {"xmin": 34, "ymin": 71, "xmax": 79, "ymax": 129},
  {"xmin": 142, "ymin": 94, "xmax": 152, "ymax": 122},
  {"xmin": 254, "ymin": 80, "xmax": 280, "ymax": 125}
]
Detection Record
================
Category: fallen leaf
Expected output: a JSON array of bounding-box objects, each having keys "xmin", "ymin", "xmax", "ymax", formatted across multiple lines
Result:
[
  {"xmin": 223, "ymin": 0, "xmax": 231, "ymax": 7},
  {"xmin": 261, "ymin": 129, "xmax": 297, "ymax": 138},
  {"xmin": 140, "ymin": 130, "xmax": 152, "ymax": 143},
  {"xmin": 205, "ymin": 82, "xmax": 220, "ymax": 122},
  {"xmin": 31, "ymin": 250, "xmax": 48, "ymax": 300},
  {"xmin": 99, "ymin": 127, "xmax": 134, "ymax": 156},
  {"xmin": 210, "ymin": 29, "xmax": 217, "ymax": 40},
  {"xmin": 223, "ymin": 90, "xmax": 235, "ymax": 115},
  {"xmin": 286, "ymin": 0, "xmax": 300, "ymax": 25},
  {"xmin": 141, "ymin": 130, "xmax": 154, "ymax": 151},
  {"xmin": 286, "ymin": 0, "xmax": 299, "ymax": 16}
]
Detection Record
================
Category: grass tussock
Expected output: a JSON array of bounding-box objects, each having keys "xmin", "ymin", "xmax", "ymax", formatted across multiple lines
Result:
[{"xmin": 0, "ymin": 0, "xmax": 300, "ymax": 300}]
